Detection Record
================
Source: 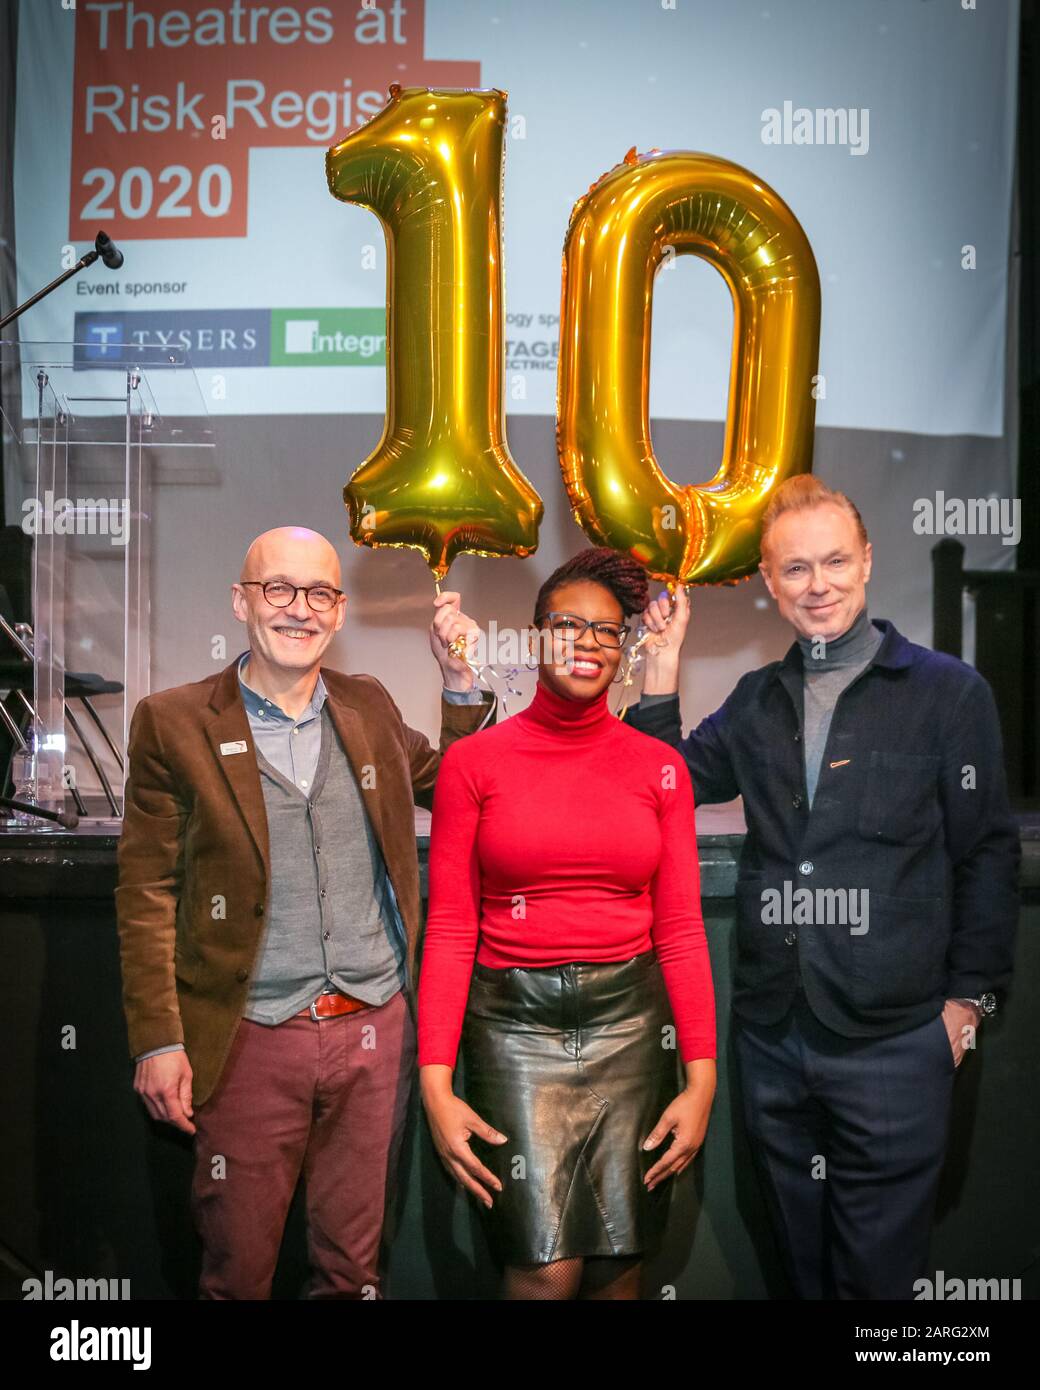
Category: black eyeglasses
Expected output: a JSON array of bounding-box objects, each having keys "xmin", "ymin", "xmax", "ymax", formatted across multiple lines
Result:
[
  {"xmin": 241, "ymin": 581, "xmax": 344, "ymax": 613},
  {"xmin": 536, "ymin": 611, "xmax": 630, "ymax": 648}
]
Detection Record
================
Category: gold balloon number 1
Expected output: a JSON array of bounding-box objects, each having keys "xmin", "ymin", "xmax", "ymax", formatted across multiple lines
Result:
[{"xmin": 328, "ymin": 88, "xmax": 821, "ymax": 585}]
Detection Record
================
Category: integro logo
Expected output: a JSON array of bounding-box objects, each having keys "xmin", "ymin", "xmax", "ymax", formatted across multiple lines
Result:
[{"xmin": 271, "ymin": 310, "xmax": 386, "ymax": 366}]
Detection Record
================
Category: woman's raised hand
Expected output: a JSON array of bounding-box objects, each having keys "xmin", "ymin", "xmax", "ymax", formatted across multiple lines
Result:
[{"xmin": 640, "ymin": 585, "xmax": 690, "ymax": 694}]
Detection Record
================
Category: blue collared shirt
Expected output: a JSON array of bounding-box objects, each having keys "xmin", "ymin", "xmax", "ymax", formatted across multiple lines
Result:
[{"xmin": 237, "ymin": 651, "xmax": 327, "ymax": 792}]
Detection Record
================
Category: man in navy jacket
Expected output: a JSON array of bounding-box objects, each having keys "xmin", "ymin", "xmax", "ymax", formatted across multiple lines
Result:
[{"xmin": 626, "ymin": 475, "xmax": 1019, "ymax": 1299}]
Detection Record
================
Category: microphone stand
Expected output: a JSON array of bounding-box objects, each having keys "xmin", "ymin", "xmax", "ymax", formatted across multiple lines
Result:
[
  {"xmin": 0, "ymin": 795, "xmax": 80, "ymax": 831},
  {"xmin": 0, "ymin": 230, "xmax": 123, "ymax": 331}
]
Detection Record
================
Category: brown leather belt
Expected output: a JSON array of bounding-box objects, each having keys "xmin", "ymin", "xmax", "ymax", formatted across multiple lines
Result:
[{"xmin": 299, "ymin": 992, "xmax": 370, "ymax": 1021}]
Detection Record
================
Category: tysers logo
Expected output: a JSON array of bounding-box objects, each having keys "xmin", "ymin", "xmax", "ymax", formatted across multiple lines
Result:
[{"xmin": 74, "ymin": 310, "xmax": 270, "ymax": 366}]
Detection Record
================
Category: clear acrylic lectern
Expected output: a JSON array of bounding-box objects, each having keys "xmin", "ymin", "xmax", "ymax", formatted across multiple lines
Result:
[{"xmin": 0, "ymin": 340, "xmax": 214, "ymax": 828}]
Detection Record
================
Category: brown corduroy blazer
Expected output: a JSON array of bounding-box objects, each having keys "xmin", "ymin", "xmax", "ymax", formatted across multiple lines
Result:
[{"xmin": 115, "ymin": 657, "xmax": 492, "ymax": 1107}]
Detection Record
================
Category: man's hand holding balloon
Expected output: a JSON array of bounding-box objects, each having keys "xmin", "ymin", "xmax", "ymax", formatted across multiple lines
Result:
[
  {"xmin": 640, "ymin": 585, "xmax": 690, "ymax": 696},
  {"xmin": 430, "ymin": 590, "xmax": 480, "ymax": 692}
]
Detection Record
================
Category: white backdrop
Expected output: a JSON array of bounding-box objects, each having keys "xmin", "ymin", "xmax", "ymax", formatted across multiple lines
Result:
[{"xmin": 13, "ymin": 0, "xmax": 1019, "ymax": 433}]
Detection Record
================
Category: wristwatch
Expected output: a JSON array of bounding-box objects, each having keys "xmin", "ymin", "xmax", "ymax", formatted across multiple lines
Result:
[{"xmin": 955, "ymin": 993, "xmax": 997, "ymax": 1019}]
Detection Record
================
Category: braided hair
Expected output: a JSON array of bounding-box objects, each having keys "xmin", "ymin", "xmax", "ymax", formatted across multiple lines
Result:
[{"xmin": 533, "ymin": 547, "xmax": 649, "ymax": 624}]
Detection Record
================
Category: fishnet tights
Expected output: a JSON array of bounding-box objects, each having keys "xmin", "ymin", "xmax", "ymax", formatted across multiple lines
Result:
[{"xmin": 503, "ymin": 1256, "xmax": 641, "ymax": 1301}]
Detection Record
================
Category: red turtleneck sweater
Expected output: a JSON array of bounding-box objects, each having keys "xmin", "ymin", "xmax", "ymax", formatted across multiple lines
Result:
[{"xmin": 417, "ymin": 679, "xmax": 716, "ymax": 1068}]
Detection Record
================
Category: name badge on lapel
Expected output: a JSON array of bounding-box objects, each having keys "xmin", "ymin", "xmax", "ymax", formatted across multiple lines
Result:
[{"xmin": 220, "ymin": 740, "xmax": 249, "ymax": 756}]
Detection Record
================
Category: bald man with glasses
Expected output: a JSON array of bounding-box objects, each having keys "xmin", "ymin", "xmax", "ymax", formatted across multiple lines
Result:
[{"xmin": 116, "ymin": 527, "xmax": 493, "ymax": 1299}]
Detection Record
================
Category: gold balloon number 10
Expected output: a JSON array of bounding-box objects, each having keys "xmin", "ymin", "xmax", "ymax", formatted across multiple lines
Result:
[{"xmin": 327, "ymin": 86, "xmax": 821, "ymax": 586}]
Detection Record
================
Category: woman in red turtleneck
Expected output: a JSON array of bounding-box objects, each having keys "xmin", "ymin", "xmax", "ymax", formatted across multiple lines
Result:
[{"xmin": 418, "ymin": 549, "xmax": 716, "ymax": 1300}]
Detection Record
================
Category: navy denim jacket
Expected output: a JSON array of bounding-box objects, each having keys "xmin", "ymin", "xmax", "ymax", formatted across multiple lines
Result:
[{"xmin": 625, "ymin": 620, "xmax": 1020, "ymax": 1036}]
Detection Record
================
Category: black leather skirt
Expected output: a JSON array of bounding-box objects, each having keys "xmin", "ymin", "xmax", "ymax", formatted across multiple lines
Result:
[{"xmin": 460, "ymin": 949, "xmax": 681, "ymax": 1265}]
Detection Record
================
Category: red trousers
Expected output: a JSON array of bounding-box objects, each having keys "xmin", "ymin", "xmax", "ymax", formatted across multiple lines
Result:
[{"xmin": 190, "ymin": 989, "xmax": 415, "ymax": 1299}]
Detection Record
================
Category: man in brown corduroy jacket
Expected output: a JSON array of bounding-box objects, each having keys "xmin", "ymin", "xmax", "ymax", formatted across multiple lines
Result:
[{"xmin": 116, "ymin": 526, "xmax": 492, "ymax": 1299}]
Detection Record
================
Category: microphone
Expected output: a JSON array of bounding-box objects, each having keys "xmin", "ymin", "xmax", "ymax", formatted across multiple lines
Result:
[
  {"xmin": 0, "ymin": 795, "xmax": 80, "ymax": 830},
  {"xmin": 0, "ymin": 228, "xmax": 125, "ymax": 331},
  {"xmin": 94, "ymin": 230, "xmax": 124, "ymax": 269}
]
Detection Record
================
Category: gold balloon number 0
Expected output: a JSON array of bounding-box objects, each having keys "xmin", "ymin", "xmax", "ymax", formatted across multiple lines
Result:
[{"xmin": 328, "ymin": 88, "xmax": 821, "ymax": 585}]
